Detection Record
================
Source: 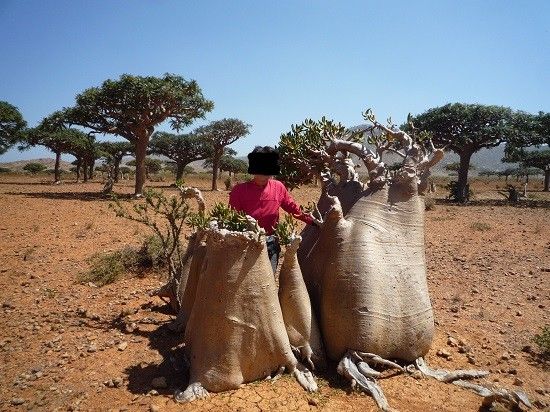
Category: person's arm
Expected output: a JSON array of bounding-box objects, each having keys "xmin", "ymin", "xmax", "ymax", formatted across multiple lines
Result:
[{"xmin": 280, "ymin": 185, "xmax": 314, "ymax": 225}]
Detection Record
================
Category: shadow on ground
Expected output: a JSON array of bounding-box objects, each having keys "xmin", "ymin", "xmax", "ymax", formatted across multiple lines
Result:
[
  {"xmin": 7, "ymin": 191, "xmax": 136, "ymax": 202},
  {"xmin": 434, "ymin": 198, "xmax": 550, "ymax": 209}
]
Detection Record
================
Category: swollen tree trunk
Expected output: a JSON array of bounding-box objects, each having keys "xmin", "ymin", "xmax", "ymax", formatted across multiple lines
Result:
[
  {"xmin": 176, "ymin": 162, "xmax": 185, "ymax": 182},
  {"xmin": 545, "ymin": 168, "xmax": 550, "ymax": 192},
  {"xmin": 278, "ymin": 236, "xmax": 325, "ymax": 370},
  {"xmin": 134, "ymin": 139, "xmax": 147, "ymax": 196},
  {"xmin": 300, "ymin": 182, "xmax": 434, "ymax": 362},
  {"xmin": 183, "ymin": 229, "xmax": 298, "ymax": 393},
  {"xmin": 54, "ymin": 151, "xmax": 61, "ymax": 183},
  {"xmin": 456, "ymin": 151, "xmax": 472, "ymax": 202}
]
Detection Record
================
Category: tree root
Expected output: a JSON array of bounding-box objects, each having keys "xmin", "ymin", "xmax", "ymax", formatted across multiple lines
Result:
[
  {"xmin": 337, "ymin": 350, "xmax": 395, "ymax": 412},
  {"xmin": 292, "ymin": 362, "xmax": 318, "ymax": 392},
  {"xmin": 414, "ymin": 357, "xmax": 488, "ymax": 382},
  {"xmin": 174, "ymin": 382, "xmax": 209, "ymax": 403},
  {"xmin": 415, "ymin": 357, "xmax": 532, "ymax": 409}
]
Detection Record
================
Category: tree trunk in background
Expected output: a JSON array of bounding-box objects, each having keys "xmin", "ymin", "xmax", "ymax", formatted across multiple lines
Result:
[
  {"xmin": 113, "ymin": 156, "xmax": 122, "ymax": 183},
  {"xmin": 211, "ymin": 151, "xmax": 221, "ymax": 191},
  {"xmin": 544, "ymin": 168, "xmax": 550, "ymax": 192},
  {"xmin": 176, "ymin": 162, "xmax": 185, "ymax": 182},
  {"xmin": 75, "ymin": 160, "xmax": 81, "ymax": 182},
  {"xmin": 82, "ymin": 160, "xmax": 89, "ymax": 183},
  {"xmin": 134, "ymin": 139, "xmax": 147, "ymax": 195},
  {"xmin": 54, "ymin": 151, "xmax": 61, "ymax": 183},
  {"xmin": 456, "ymin": 151, "xmax": 472, "ymax": 202},
  {"xmin": 88, "ymin": 163, "xmax": 94, "ymax": 180}
]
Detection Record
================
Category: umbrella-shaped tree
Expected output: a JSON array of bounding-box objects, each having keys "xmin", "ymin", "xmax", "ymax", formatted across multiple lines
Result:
[{"xmin": 64, "ymin": 74, "xmax": 213, "ymax": 195}]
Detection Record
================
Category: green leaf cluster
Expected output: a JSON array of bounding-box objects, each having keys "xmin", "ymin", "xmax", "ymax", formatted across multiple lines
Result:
[
  {"xmin": 273, "ymin": 214, "xmax": 298, "ymax": 246},
  {"xmin": 208, "ymin": 202, "xmax": 250, "ymax": 232},
  {"xmin": 0, "ymin": 101, "xmax": 27, "ymax": 154},
  {"xmin": 278, "ymin": 117, "xmax": 347, "ymax": 189}
]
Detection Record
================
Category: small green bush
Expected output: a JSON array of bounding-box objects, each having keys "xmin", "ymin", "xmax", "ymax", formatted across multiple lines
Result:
[
  {"xmin": 23, "ymin": 162, "xmax": 47, "ymax": 174},
  {"xmin": 79, "ymin": 235, "xmax": 167, "ymax": 286},
  {"xmin": 0, "ymin": 167, "xmax": 11, "ymax": 173},
  {"xmin": 80, "ymin": 251, "xmax": 126, "ymax": 286},
  {"xmin": 533, "ymin": 325, "xmax": 550, "ymax": 358}
]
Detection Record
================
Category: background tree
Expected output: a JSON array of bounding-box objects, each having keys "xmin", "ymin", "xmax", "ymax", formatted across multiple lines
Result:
[
  {"xmin": 23, "ymin": 162, "xmax": 47, "ymax": 174},
  {"xmin": 64, "ymin": 73, "xmax": 213, "ymax": 195},
  {"xmin": 504, "ymin": 111, "xmax": 550, "ymax": 191},
  {"xmin": 22, "ymin": 124, "xmax": 86, "ymax": 183},
  {"xmin": 1, "ymin": 101, "xmax": 27, "ymax": 154},
  {"xmin": 149, "ymin": 131, "xmax": 212, "ymax": 182},
  {"xmin": 409, "ymin": 103, "xmax": 531, "ymax": 202},
  {"xmin": 444, "ymin": 162, "xmax": 476, "ymax": 172},
  {"xmin": 66, "ymin": 132, "xmax": 99, "ymax": 182},
  {"xmin": 194, "ymin": 118, "xmax": 250, "ymax": 190},
  {"xmin": 127, "ymin": 157, "xmax": 163, "ymax": 179},
  {"xmin": 99, "ymin": 141, "xmax": 134, "ymax": 182},
  {"xmin": 506, "ymin": 150, "xmax": 550, "ymax": 191}
]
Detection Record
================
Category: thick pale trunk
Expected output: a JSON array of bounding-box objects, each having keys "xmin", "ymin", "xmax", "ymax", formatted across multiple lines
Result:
[
  {"xmin": 278, "ymin": 237, "xmax": 325, "ymax": 370},
  {"xmin": 184, "ymin": 230, "xmax": 296, "ymax": 392},
  {"xmin": 134, "ymin": 141, "xmax": 147, "ymax": 195},
  {"xmin": 54, "ymin": 151, "xmax": 61, "ymax": 183},
  {"xmin": 300, "ymin": 182, "xmax": 434, "ymax": 362}
]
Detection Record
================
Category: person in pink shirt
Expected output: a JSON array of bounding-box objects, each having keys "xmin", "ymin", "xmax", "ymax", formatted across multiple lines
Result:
[{"xmin": 229, "ymin": 146, "xmax": 317, "ymax": 271}]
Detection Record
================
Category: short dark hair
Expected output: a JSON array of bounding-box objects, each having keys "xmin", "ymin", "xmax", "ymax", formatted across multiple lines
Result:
[{"xmin": 248, "ymin": 146, "xmax": 280, "ymax": 175}]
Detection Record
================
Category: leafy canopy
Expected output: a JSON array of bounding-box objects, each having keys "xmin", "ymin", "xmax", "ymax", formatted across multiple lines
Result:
[
  {"xmin": 409, "ymin": 103, "xmax": 529, "ymax": 154},
  {"xmin": 149, "ymin": 131, "xmax": 212, "ymax": 164},
  {"xmin": 65, "ymin": 73, "xmax": 214, "ymax": 141},
  {"xmin": 0, "ymin": 101, "xmax": 27, "ymax": 154}
]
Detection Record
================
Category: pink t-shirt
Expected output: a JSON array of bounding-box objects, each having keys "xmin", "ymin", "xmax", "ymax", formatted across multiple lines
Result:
[{"xmin": 229, "ymin": 179, "xmax": 313, "ymax": 234}]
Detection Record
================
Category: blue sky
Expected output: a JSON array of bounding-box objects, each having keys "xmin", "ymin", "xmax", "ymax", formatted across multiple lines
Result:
[{"xmin": 1, "ymin": 0, "xmax": 549, "ymax": 162}]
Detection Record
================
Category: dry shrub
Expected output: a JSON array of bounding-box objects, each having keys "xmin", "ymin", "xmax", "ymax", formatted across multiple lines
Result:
[
  {"xmin": 79, "ymin": 235, "xmax": 166, "ymax": 286},
  {"xmin": 424, "ymin": 197, "xmax": 436, "ymax": 211},
  {"xmin": 470, "ymin": 222, "xmax": 492, "ymax": 231}
]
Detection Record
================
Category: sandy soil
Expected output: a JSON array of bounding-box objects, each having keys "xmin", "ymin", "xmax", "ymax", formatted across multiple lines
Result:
[{"xmin": 0, "ymin": 175, "xmax": 548, "ymax": 411}]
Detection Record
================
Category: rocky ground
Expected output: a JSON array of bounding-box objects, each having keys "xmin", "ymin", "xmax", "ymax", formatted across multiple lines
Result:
[{"xmin": 0, "ymin": 175, "xmax": 548, "ymax": 411}]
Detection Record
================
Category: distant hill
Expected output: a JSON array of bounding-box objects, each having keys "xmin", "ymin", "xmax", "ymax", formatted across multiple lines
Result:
[
  {"xmin": 0, "ymin": 148, "xmax": 516, "ymax": 177},
  {"xmin": 0, "ymin": 158, "xmax": 74, "ymax": 172}
]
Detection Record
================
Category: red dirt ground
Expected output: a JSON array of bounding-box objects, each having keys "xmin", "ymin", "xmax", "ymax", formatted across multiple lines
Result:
[{"xmin": 0, "ymin": 175, "xmax": 548, "ymax": 411}]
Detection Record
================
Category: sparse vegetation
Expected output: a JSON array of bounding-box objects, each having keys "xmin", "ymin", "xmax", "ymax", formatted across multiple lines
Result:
[
  {"xmin": 470, "ymin": 221, "xmax": 492, "ymax": 231},
  {"xmin": 446, "ymin": 180, "xmax": 473, "ymax": 202},
  {"xmin": 273, "ymin": 214, "xmax": 298, "ymax": 246},
  {"xmin": 533, "ymin": 326, "xmax": 550, "ymax": 358},
  {"xmin": 424, "ymin": 197, "xmax": 436, "ymax": 211},
  {"xmin": 23, "ymin": 162, "xmax": 47, "ymax": 174}
]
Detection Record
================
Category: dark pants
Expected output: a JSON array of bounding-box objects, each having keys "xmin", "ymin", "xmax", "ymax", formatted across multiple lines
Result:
[{"xmin": 266, "ymin": 235, "xmax": 281, "ymax": 273}]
